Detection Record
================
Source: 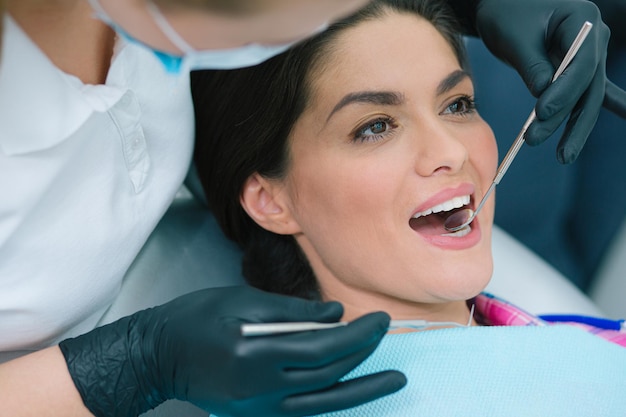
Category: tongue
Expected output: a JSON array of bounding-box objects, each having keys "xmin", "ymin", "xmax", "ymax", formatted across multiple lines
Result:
[{"xmin": 409, "ymin": 212, "xmax": 448, "ymax": 235}]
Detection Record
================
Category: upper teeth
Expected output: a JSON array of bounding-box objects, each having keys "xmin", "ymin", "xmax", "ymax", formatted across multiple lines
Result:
[{"xmin": 412, "ymin": 195, "xmax": 470, "ymax": 218}]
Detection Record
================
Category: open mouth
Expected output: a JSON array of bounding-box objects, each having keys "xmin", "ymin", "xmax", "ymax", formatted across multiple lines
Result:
[{"xmin": 409, "ymin": 195, "xmax": 473, "ymax": 237}]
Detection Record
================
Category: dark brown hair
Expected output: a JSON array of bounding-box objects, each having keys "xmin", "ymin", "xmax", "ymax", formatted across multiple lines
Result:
[{"xmin": 192, "ymin": 0, "xmax": 468, "ymax": 299}]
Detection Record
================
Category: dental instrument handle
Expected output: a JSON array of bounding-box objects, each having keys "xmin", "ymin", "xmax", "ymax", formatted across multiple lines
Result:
[
  {"xmin": 241, "ymin": 319, "xmax": 468, "ymax": 337},
  {"xmin": 457, "ymin": 21, "xmax": 593, "ymax": 227},
  {"xmin": 492, "ymin": 21, "xmax": 593, "ymax": 186},
  {"xmin": 241, "ymin": 321, "xmax": 348, "ymax": 336}
]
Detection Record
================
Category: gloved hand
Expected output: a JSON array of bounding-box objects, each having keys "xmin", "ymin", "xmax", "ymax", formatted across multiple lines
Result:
[
  {"xmin": 450, "ymin": 0, "xmax": 626, "ymax": 163},
  {"xmin": 59, "ymin": 286, "xmax": 406, "ymax": 417}
]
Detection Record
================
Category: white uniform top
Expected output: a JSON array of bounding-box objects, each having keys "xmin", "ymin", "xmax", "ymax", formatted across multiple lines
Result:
[{"xmin": 0, "ymin": 15, "xmax": 194, "ymax": 353}]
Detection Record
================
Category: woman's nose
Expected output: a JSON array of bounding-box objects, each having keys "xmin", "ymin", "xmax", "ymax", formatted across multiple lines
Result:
[{"xmin": 412, "ymin": 122, "xmax": 469, "ymax": 177}]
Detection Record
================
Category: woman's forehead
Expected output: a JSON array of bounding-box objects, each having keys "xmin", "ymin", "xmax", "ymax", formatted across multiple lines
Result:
[{"xmin": 306, "ymin": 13, "xmax": 460, "ymax": 109}]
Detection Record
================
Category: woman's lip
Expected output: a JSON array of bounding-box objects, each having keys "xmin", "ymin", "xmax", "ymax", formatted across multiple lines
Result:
[
  {"xmin": 412, "ymin": 183, "xmax": 475, "ymax": 216},
  {"xmin": 418, "ymin": 215, "xmax": 483, "ymax": 250}
]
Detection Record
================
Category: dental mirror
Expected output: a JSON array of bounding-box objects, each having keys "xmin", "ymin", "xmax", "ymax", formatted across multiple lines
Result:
[{"xmin": 444, "ymin": 21, "xmax": 593, "ymax": 233}]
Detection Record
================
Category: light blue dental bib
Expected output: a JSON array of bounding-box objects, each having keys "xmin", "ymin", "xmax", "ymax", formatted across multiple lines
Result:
[{"xmin": 319, "ymin": 326, "xmax": 626, "ymax": 416}]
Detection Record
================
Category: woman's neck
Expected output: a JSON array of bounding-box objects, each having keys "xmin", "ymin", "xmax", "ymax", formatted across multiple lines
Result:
[
  {"xmin": 321, "ymin": 286, "xmax": 478, "ymax": 329},
  {"xmin": 7, "ymin": 0, "xmax": 116, "ymax": 84}
]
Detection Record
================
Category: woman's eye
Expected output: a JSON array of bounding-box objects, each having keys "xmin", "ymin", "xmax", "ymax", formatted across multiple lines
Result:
[
  {"xmin": 353, "ymin": 117, "xmax": 396, "ymax": 142},
  {"xmin": 369, "ymin": 120, "xmax": 387, "ymax": 134},
  {"xmin": 443, "ymin": 96, "xmax": 476, "ymax": 116}
]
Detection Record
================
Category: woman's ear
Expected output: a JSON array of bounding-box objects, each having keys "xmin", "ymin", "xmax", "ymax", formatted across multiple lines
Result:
[{"xmin": 240, "ymin": 173, "xmax": 301, "ymax": 235}]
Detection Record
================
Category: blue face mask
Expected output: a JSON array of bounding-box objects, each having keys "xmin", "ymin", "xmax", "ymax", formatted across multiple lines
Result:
[{"xmin": 88, "ymin": 0, "xmax": 300, "ymax": 74}]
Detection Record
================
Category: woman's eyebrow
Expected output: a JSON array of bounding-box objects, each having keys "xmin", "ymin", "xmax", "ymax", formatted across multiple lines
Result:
[
  {"xmin": 324, "ymin": 70, "xmax": 469, "ymax": 123},
  {"xmin": 437, "ymin": 69, "xmax": 471, "ymax": 96},
  {"xmin": 326, "ymin": 91, "xmax": 405, "ymax": 122}
]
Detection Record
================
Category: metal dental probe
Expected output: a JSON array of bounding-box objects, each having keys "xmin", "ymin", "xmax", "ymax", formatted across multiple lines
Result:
[
  {"xmin": 242, "ymin": 304, "xmax": 476, "ymax": 337},
  {"xmin": 444, "ymin": 21, "xmax": 594, "ymax": 232},
  {"xmin": 241, "ymin": 319, "xmax": 469, "ymax": 337}
]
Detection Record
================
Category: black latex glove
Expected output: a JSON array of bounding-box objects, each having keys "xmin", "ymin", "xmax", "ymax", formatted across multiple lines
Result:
[
  {"xmin": 449, "ymin": 0, "xmax": 626, "ymax": 163},
  {"xmin": 59, "ymin": 286, "xmax": 406, "ymax": 417}
]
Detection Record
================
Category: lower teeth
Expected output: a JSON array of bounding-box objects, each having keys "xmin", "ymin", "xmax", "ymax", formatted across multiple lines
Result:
[{"xmin": 441, "ymin": 225, "xmax": 471, "ymax": 237}]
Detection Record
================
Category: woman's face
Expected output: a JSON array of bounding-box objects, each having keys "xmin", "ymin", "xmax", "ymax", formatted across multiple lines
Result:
[{"xmin": 274, "ymin": 12, "xmax": 498, "ymax": 320}]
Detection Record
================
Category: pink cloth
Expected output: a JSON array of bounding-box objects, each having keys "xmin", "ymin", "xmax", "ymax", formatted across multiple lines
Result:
[{"xmin": 475, "ymin": 292, "xmax": 626, "ymax": 347}]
